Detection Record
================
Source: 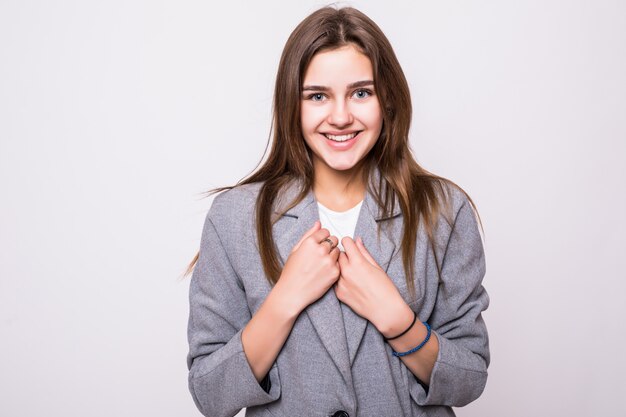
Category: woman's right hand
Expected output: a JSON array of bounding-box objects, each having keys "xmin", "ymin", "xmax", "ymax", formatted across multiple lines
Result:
[{"xmin": 274, "ymin": 221, "xmax": 340, "ymax": 314}]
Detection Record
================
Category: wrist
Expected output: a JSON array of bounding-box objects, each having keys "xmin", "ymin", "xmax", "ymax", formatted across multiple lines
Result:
[
  {"xmin": 378, "ymin": 303, "xmax": 415, "ymax": 339},
  {"xmin": 270, "ymin": 280, "xmax": 304, "ymax": 321}
]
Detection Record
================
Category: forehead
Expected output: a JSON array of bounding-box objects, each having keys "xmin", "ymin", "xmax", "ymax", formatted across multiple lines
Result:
[{"xmin": 303, "ymin": 44, "xmax": 374, "ymax": 85}]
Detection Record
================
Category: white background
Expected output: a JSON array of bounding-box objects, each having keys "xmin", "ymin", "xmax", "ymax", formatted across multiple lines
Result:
[{"xmin": 1, "ymin": 1, "xmax": 625, "ymax": 416}]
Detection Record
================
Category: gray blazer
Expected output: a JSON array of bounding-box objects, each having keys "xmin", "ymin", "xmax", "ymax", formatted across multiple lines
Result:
[{"xmin": 187, "ymin": 172, "xmax": 490, "ymax": 417}]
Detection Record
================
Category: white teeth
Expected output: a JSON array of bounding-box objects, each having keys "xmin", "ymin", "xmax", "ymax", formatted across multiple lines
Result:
[{"xmin": 324, "ymin": 132, "xmax": 359, "ymax": 142}]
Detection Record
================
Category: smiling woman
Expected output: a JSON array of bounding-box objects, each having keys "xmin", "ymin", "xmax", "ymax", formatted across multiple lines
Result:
[
  {"xmin": 184, "ymin": 5, "xmax": 489, "ymax": 417},
  {"xmin": 300, "ymin": 44, "xmax": 383, "ymax": 174}
]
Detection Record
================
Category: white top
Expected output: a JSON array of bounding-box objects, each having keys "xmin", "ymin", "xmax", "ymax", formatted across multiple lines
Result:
[{"xmin": 317, "ymin": 200, "xmax": 364, "ymax": 252}]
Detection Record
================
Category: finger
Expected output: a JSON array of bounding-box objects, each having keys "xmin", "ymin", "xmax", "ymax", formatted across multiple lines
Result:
[
  {"xmin": 322, "ymin": 235, "xmax": 339, "ymax": 252},
  {"xmin": 292, "ymin": 221, "xmax": 320, "ymax": 253},
  {"xmin": 355, "ymin": 236, "xmax": 381, "ymax": 268},
  {"xmin": 330, "ymin": 245, "xmax": 341, "ymax": 261},
  {"xmin": 308, "ymin": 228, "xmax": 331, "ymax": 245},
  {"xmin": 341, "ymin": 237, "xmax": 362, "ymax": 261},
  {"xmin": 338, "ymin": 251, "xmax": 348, "ymax": 269}
]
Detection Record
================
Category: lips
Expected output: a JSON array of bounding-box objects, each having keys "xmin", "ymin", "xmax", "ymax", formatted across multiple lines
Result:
[
  {"xmin": 323, "ymin": 131, "xmax": 361, "ymax": 142},
  {"xmin": 319, "ymin": 131, "xmax": 361, "ymax": 151}
]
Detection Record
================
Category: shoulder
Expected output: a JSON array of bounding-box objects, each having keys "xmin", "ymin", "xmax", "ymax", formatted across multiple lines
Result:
[
  {"xmin": 210, "ymin": 182, "xmax": 262, "ymax": 212},
  {"xmin": 207, "ymin": 182, "xmax": 263, "ymax": 228},
  {"xmin": 428, "ymin": 177, "xmax": 473, "ymax": 222},
  {"xmin": 445, "ymin": 181, "xmax": 472, "ymax": 216},
  {"xmin": 430, "ymin": 178, "xmax": 482, "ymax": 242},
  {"xmin": 437, "ymin": 179, "xmax": 483, "ymax": 246}
]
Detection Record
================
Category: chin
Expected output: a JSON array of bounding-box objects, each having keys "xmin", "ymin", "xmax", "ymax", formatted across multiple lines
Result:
[{"xmin": 325, "ymin": 159, "xmax": 360, "ymax": 172}]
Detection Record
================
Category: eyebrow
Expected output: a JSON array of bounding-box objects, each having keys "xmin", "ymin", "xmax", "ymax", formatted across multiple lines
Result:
[{"xmin": 302, "ymin": 80, "xmax": 374, "ymax": 91}]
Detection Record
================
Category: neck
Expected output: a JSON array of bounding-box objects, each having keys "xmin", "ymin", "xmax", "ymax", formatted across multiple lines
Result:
[{"xmin": 312, "ymin": 159, "xmax": 368, "ymax": 212}]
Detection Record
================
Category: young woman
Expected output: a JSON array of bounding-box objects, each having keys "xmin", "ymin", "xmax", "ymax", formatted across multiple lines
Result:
[{"xmin": 185, "ymin": 6, "xmax": 489, "ymax": 417}]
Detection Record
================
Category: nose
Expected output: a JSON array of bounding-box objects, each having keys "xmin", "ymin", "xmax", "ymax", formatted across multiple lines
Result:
[{"xmin": 327, "ymin": 99, "xmax": 353, "ymax": 127}]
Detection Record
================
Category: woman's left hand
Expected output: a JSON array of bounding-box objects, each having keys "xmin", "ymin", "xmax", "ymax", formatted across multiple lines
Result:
[{"xmin": 333, "ymin": 236, "xmax": 407, "ymax": 333}]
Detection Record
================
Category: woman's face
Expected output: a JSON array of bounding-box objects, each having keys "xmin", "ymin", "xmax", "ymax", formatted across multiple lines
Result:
[{"xmin": 300, "ymin": 44, "xmax": 383, "ymax": 175}]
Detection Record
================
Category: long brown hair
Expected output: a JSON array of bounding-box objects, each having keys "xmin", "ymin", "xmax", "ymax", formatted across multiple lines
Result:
[{"xmin": 183, "ymin": 6, "xmax": 481, "ymax": 299}]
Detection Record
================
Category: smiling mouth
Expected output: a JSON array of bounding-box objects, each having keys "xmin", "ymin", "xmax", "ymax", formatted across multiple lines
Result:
[{"xmin": 323, "ymin": 131, "xmax": 361, "ymax": 142}]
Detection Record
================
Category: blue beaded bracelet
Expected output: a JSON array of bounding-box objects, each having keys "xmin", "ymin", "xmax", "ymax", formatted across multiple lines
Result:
[{"xmin": 392, "ymin": 322, "xmax": 432, "ymax": 357}]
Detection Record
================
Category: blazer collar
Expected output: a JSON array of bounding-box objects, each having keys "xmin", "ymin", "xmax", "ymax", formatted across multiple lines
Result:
[{"xmin": 272, "ymin": 168, "xmax": 401, "ymax": 386}]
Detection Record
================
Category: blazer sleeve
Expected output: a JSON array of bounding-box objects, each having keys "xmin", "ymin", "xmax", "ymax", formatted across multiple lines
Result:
[
  {"xmin": 408, "ymin": 196, "xmax": 490, "ymax": 407},
  {"xmin": 186, "ymin": 202, "xmax": 281, "ymax": 417}
]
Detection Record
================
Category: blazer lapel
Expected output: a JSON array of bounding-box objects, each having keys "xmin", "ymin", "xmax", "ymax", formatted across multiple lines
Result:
[
  {"xmin": 272, "ymin": 171, "xmax": 401, "ymax": 373},
  {"xmin": 273, "ymin": 180, "xmax": 353, "ymax": 387},
  {"xmin": 342, "ymin": 186, "xmax": 399, "ymax": 365}
]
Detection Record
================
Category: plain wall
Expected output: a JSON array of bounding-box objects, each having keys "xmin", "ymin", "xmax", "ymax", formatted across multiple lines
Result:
[{"xmin": 1, "ymin": 1, "xmax": 625, "ymax": 416}]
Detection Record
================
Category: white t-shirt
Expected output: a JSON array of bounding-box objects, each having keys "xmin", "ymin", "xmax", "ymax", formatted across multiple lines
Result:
[{"xmin": 317, "ymin": 200, "xmax": 364, "ymax": 252}]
